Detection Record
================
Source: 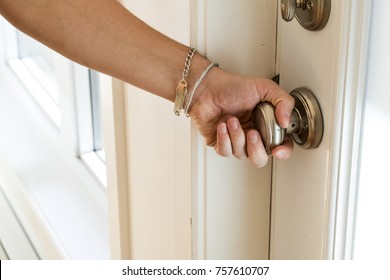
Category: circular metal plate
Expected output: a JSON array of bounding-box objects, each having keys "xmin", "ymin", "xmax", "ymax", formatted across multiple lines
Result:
[
  {"xmin": 295, "ymin": 0, "xmax": 331, "ymax": 31},
  {"xmin": 290, "ymin": 87, "xmax": 324, "ymax": 149}
]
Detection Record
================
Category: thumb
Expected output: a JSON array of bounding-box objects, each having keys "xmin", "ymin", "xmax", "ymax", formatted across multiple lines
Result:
[{"xmin": 274, "ymin": 97, "xmax": 295, "ymax": 128}]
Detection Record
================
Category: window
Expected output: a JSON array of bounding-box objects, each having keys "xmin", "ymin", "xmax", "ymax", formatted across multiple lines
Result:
[
  {"xmin": 0, "ymin": 17, "xmax": 109, "ymax": 259},
  {"xmin": 4, "ymin": 24, "xmax": 106, "ymax": 186}
]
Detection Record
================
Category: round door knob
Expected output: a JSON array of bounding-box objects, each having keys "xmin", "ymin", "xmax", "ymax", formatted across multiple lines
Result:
[
  {"xmin": 281, "ymin": 0, "xmax": 298, "ymax": 22},
  {"xmin": 252, "ymin": 87, "xmax": 324, "ymax": 154}
]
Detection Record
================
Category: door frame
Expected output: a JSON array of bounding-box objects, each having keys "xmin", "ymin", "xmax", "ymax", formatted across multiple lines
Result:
[{"xmin": 325, "ymin": 0, "xmax": 372, "ymax": 260}]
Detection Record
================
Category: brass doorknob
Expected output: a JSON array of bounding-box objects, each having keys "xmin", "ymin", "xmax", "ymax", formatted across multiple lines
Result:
[
  {"xmin": 252, "ymin": 87, "xmax": 324, "ymax": 154},
  {"xmin": 281, "ymin": 0, "xmax": 331, "ymax": 31}
]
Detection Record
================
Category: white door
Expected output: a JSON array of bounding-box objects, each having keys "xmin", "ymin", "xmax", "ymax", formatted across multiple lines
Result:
[{"xmin": 106, "ymin": 0, "xmax": 364, "ymax": 260}]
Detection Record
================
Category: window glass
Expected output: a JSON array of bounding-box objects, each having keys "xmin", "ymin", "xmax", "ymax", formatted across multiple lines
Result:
[
  {"xmin": 89, "ymin": 70, "xmax": 105, "ymax": 162},
  {"xmin": 17, "ymin": 31, "xmax": 59, "ymax": 105}
]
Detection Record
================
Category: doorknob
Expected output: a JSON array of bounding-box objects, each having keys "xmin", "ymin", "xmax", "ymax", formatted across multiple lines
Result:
[
  {"xmin": 281, "ymin": 0, "xmax": 331, "ymax": 31},
  {"xmin": 252, "ymin": 87, "xmax": 324, "ymax": 154}
]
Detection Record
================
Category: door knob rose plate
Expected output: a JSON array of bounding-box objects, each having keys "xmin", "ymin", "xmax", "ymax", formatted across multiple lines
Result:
[
  {"xmin": 252, "ymin": 87, "xmax": 324, "ymax": 154},
  {"xmin": 281, "ymin": 0, "xmax": 331, "ymax": 31}
]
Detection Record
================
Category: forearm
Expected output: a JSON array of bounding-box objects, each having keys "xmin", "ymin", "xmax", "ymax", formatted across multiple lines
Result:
[
  {"xmin": 0, "ymin": 0, "xmax": 296, "ymax": 167},
  {"xmin": 0, "ymin": 0, "xmax": 210, "ymax": 102}
]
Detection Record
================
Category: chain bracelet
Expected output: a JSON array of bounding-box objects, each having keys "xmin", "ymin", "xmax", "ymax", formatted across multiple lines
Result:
[
  {"xmin": 181, "ymin": 48, "xmax": 196, "ymax": 79},
  {"xmin": 174, "ymin": 47, "xmax": 197, "ymax": 116}
]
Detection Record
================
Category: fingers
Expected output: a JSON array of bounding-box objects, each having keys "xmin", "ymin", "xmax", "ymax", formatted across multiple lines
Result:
[
  {"xmin": 246, "ymin": 129, "xmax": 269, "ymax": 168},
  {"xmin": 227, "ymin": 117, "xmax": 247, "ymax": 159},
  {"xmin": 214, "ymin": 119, "xmax": 294, "ymax": 168},
  {"xmin": 214, "ymin": 117, "xmax": 269, "ymax": 168},
  {"xmin": 214, "ymin": 122, "xmax": 232, "ymax": 157},
  {"xmin": 214, "ymin": 117, "xmax": 247, "ymax": 159}
]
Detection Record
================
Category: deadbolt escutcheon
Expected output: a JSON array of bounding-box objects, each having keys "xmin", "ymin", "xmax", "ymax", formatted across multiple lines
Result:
[
  {"xmin": 252, "ymin": 87, "xmax": 324, "ymax": 154},
  {"xmin": 281, "ymin": 0, "xmax": 331, "ymax": 31}
]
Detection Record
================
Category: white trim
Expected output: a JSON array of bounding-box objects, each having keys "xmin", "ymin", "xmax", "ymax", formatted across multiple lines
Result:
[
  {"xmin": 327, "ymin": 0, "xmax": 372, "ymax": 260},
  {"xmin": 190, "ymin": 0, "xmax": 208, "ymax": 260},
  {"xmin": 101, "ymin": 75, "xmax": 131, "ymax": 259},
  {"xmin": 190, "ymin": 124, "xmax": 208, "ymax": 260}
]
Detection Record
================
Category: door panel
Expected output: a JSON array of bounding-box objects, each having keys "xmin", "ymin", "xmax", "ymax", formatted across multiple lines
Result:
[
  {"xmin": 122, "ymin": 0, "xmax": 192, "ymax": 259},
  {"xmin": 195, "ymin": 0, "xmax": 277, "ymax": 259}
]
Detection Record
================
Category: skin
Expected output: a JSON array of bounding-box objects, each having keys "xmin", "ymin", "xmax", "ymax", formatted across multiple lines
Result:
[{"xmin": 0, "ymin": 0, "xmax": 295, "ymax": 168}]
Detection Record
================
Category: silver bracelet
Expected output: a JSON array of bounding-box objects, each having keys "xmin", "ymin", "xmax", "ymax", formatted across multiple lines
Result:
[
  {"xmin": 174, "ymin": 48, "xmax": 196, "ymax": 116},
  {"xmin": 184, "ymin": 62, "xmax": 219, "ymax": 117}
]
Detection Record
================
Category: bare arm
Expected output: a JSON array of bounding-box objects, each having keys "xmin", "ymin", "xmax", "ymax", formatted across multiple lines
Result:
[{"xmin": 0, "ymin": 0, "xmax": 295, "ymax": 167}]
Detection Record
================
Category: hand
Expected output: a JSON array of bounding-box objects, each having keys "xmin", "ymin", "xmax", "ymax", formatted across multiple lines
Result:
[{"xmin": 189, "ymin": 67, "xmax": 295, "ymax": 168}]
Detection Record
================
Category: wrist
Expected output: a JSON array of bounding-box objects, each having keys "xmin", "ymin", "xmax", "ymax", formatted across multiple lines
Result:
[
  {"xmin": 185, "ymin": 55, "xmax": 222, "ymax": 115},
  {"xmin": 187, "ymin": 62, "xmax": 224, "ymax": 121}
]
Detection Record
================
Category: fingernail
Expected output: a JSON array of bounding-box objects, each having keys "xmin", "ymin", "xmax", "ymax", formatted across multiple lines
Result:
[
  {"xmin": 283, "ymin": 113, "xmax": 291, "ymax": 128},
  {"xmin": 219, "ymin": 123, "xmax": 227, "ymax": 134},
  {"xmin": 248, "ymin": 132, "xmax": 258, "ymax": 143},
  {"xmin": 228, "ymin": 118, "xmax": 238, "ymax": 130},
  {"xmin": 275, "ymin": 150, "xmax": 287, "ymax": 160}
]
